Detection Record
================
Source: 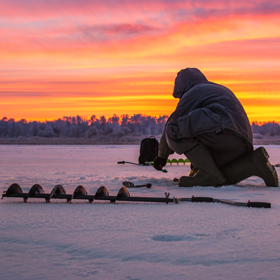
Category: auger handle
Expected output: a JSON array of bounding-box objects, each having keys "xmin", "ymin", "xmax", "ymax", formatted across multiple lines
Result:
[
  {"xmin": 191, "ymin": 196, "xmax": 214, "ymax": 202},
  {"xmin": 179, "ymin": 196, "xmax": 214, "ymax": 202},
  {"xmin": 247, "ymin": 201, "xmax": 271, "ymax": 208}
]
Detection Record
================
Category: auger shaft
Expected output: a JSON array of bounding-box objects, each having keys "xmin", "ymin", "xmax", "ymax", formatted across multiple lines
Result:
[{"xmin": 2, "ymin": 183, "xmax": 271, "ymax": 208}]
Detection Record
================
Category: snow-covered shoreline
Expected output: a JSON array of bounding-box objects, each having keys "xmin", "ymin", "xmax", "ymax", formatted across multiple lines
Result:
[{"xmin": 1, "ymin": 136, "xmax": 280, "ymax": 145}]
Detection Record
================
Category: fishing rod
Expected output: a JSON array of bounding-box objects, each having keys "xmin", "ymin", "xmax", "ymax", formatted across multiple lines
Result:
[
  {"xmin": 117, "ymin": 161, "xmax": 168, "ymax": 173},
  {"xmin": 117, "ymin": 157, "xmax": 192, "ymax": 172}
]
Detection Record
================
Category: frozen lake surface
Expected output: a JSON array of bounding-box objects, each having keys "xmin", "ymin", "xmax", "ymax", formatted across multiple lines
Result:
[{"xmin": 1, "ymin": 144, "xmax": 280, "ymax": 280}]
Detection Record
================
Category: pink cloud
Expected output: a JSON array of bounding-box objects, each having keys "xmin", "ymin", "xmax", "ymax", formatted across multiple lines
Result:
[
  {"xmin": 1, "ymin": 0, "xmax": 279, "ymax": 20},
  {"xmin": 175, "ymin": 37, "xmax": 280, "ymax": 62}
]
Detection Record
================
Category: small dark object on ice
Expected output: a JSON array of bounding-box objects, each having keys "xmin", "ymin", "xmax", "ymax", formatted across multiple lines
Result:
[{"xmin": 123, "ymin": 181, "xmax": 152, "ymax": 188}]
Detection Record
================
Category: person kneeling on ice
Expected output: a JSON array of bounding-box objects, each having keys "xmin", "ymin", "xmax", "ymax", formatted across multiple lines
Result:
[{"xmin": 153, "ymin": 68, "xmax": 278, "ymax": 187}]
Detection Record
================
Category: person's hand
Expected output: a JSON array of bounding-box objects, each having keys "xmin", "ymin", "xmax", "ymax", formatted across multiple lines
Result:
[{"xmin": 153, "ymin": 156, "xmax": 167, "ymax": 171}]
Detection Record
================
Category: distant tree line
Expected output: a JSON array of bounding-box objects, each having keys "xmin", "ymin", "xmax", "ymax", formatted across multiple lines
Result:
[
  {"xmin": 0, "ymin": 115, "xmax": 279, "ymax": 140},
  {"xmin": 251, "ymin": 121, "xmax": 280, "ymax": 137},
  {"xmin": 0, "ymin": 115, "xmax": 168, "ymax": 140}
]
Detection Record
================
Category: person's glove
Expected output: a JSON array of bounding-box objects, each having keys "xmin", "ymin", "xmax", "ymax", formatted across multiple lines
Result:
[{"xmin": 153, "ymin": 156, "xmax": 167, "ymax": 171}]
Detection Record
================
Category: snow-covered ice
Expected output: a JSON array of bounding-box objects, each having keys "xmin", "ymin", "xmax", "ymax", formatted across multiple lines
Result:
[{"xmin": 1, "ymin": 144, "xmax": 280, "ymax": 280}]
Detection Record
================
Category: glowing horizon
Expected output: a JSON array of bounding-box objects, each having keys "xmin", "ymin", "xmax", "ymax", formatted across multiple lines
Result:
[{"xmin": 1, "ymin": 0, "xmax": 280, "ymax": 123}]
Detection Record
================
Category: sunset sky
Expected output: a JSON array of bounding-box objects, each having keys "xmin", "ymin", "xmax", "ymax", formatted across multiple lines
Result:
[{"xmin": 1, "ymin": 0, "xmax": 279, "ymax": 122}]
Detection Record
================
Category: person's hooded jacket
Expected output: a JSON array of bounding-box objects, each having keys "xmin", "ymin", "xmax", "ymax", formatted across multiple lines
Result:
[{"xmin": 158, "ymin": 68, "xmax": 253, "ymax": 158}]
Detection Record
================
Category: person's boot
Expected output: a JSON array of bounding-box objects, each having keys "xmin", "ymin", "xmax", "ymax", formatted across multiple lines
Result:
[
  {"xmin": 223, "ymin": 146, "xmax": 278, "ymax": 187},
  {"xmin": 178, "ymin": 144, "xmax": 227, "ymax": 187}
]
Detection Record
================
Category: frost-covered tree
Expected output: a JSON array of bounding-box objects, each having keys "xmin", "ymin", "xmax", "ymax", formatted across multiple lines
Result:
[{"xmin": 1, "ymin": 115, "xmax": 279, "ymax": 142}]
